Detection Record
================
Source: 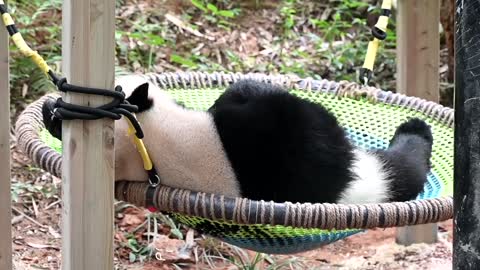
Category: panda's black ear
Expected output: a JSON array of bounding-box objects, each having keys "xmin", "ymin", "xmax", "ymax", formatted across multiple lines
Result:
[{"xmin": 126, "ymin": 82, "xmax": 153, "ymax": 112}]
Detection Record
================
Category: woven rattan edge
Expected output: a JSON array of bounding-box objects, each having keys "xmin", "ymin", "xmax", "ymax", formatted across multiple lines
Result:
[
  {"xmin": 114, "ymin": 181, "xmax": 453, "ymax": 230},
  {"xmin": 15, "ymin": 93, "xmax": 62, "ymax": 178},
  {"xmin": 14, "ymin": 72, "xmax": 454, "ymax": 230}
]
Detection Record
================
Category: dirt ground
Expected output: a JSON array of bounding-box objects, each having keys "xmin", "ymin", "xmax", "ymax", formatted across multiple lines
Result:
[{"xmin": 290, "ymin": 222, "xmax": 453, "ymax": 270}]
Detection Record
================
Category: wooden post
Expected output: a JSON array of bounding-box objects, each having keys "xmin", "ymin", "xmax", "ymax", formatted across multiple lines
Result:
[
  {"xmin": 61, "ymin": 0, "xmax": 115, "ymax": 269},
  {"xmin": 396, "ymin": 0, "xmax": 440, "ymax": 101},
  {"xmin": 395, "ymin": 0, "xmax": 440, "ymax": 245},
  {"xmin": 453, "ymin": 0, "xmax": 480, "ymax": 268},
  {"xmin": 0, "ymin": 1, "xmax": 12, "ymax": 268}
]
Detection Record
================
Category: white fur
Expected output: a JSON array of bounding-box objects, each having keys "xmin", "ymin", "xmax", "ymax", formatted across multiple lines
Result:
[
  {"xmin": 337, "ymin": 148, "xmax": 391, "ymax": 204},
  {"xmin": 113, "ymin": 75, "xmax": 241, "ymax": 198}
]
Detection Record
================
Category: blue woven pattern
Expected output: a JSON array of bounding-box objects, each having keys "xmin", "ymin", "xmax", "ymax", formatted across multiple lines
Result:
[{"xmin": 220, "ymin": 230, "xmax": 361, "ymax": 254}]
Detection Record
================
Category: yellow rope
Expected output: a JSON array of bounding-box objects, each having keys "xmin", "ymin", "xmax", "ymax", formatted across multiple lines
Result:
[
  {"xmin": 127, "ymin": 118, "xmax": 153, "ymax": 171},
  {"xmin": 1, "ymin": 13, "xmax": 13, "ymax": 25},
  {"xmin": 363, "ymin": 39, "xmax": 380, "ymax": 72},
  {"xmin": 361, "ymin": 0, "xmax": 392, "ymax": 83},
  {"xmin": 1, "ymin": 12, "xmax": 51, "ymax": 74},
  {"xmin": 374, "ymin": 15, "xmax": 389, "ymax": 33},
  {"xmin": 381, "ymin": 0, "xmax": 393, "ymax": 10}
]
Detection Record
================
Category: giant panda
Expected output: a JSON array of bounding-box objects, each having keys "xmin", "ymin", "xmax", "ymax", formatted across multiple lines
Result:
[{"xmin": 42, "ymin": 74, "xmax": 433, "ymax": 204}]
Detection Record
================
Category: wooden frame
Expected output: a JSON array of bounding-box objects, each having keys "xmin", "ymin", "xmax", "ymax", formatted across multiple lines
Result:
[
  {"xmin": 395, "ymin": 0, "xmax": 441, "ymax": 245},
  {"xmin": 0, "ymin": 1, "xmax": 12, "ymax": 268},
  {"xmin": 61, "ymin": 0, "xmax": 116, "ymax": 269}
]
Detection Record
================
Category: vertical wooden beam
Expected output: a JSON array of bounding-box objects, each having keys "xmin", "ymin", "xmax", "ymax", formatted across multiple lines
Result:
[
  {"xmin": 453, "ymin": 0, "xmax": 480, "ymax": 268},
  {"xmin": 61, "ymin": 1, "xmax": 115, "ymax": 269},
  {"xmin": 0, "ymin": 1, "xmax": 12, "ymax": 269},
  {"xmin": 395, "ymin": 0, "xmax": 440, "ymax": 245}
]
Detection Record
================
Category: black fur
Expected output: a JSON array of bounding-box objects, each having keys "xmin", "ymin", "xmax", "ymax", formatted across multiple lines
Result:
[
  {"xmin": 373, "ymin": 118, "xmax": 433, "ymax": 202},
  {"xmin": 208, "ymin": 80, "xmax": 357, "ymax": 203},
  {"xmin": 126, "ymin": 82, "xmax": 187, "ymax": 109},
  {"xmin": 42, "ymin": 98, "xmax": 62, "ymax": 140},
  {"xmin": 126, "ymin": 83, "xmax": 154, "ymax": 112},
  {"xmin": 209, "ymin": 79, "xmax": 433, "ymax": 203}
]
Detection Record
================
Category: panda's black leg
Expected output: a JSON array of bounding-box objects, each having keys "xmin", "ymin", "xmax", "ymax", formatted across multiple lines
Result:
[
  {"xmin": 373, "ymin": 118, "xmax": 434, "ymax": 201},
  {"xmin": 388, "ymin": 118, "xmax": 434, "ymax": 169}
]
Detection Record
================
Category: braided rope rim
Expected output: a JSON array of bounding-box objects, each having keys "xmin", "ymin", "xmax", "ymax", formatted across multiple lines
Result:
[{"xmin": 14, "ymin": 71, "xmax": 454, "ymax": 230}]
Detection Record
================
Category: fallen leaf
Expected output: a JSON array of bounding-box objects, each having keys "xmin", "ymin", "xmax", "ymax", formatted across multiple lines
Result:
[
  {"xmin": 12, "ymin": 215, "xmax": 24, "ymax": 225},
  {"xmin": 26, "ymin": 241, "xmax": 59, "ymax": 250},
  {"xmin": 48, "ymin": 226, "xmax": 61, "ymax": 239},
  {"xmin": 22, "ymin": 84, "xmax": 28, "ymax": 97},
  {"xmin": 165, "ymin": 13, "xmax": 214, "ymax": 40},
  {"xmin": 152, "ymin": 235, "xmax": 194, "ymax": 264},
  {"xmin": 119, "ymin": 213, "xmax": 145, "ymax": 227}
]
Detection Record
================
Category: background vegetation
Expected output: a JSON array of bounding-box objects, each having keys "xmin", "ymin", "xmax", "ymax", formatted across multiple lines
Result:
[{"xmin": 8, "ymin": 0, "xmax": 407, "ymax": 114}]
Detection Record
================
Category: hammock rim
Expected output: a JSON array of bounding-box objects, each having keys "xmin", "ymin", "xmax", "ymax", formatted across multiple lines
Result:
[{"xmin": 14, "ymin": 71, "xmax": 454, "ymax": 230}]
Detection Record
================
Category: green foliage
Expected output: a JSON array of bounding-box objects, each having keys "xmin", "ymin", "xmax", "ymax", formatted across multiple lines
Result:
[
  {"xmin": 279, "ymin": 0, "xmax": 297, "ymax": 36},
  {"xmin": 120, "ymin": 211, "xmax": 184, "ymax": 263},
  {"xmin": 124, "ymin": 235, "xmax": 155, "ymax": 263},
  {"xmin": 190, "ymin": 0, "xmax": 241, "ymax": 29},
  {"xmin": 336, "ymin": 0, "xmax": 369, "ymax": 15},
  {"xmin": 8, "ymin": 0, "xmax": 62, "ymax": 101},
  {"xmin": 170, "ymin": 54, "xmax": 199, "ymax": 69},
  {"xmin": 7, "ymin": 0, "xmax": 398, "ymax": 102},
  {"xmin": 278, "ymin": 0, "xmax": 396, "ymax": 87},
  {"xmin": 11, "ymin": 181, "xmax": 58, "ymax": 203}
]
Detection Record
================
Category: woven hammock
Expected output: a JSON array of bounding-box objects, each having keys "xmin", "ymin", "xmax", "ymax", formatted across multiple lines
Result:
[{"xmin": 15, "ymin": 72, "xmax": 454, "ymax": 254}]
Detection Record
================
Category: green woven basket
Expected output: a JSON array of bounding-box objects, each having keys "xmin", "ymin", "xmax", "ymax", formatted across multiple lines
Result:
[{"xmin": 16, "ymin": 72, "xmax": 454, "ymax": 254}]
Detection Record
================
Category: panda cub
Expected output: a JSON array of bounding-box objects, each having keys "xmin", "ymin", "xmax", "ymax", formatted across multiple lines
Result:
[{"xmin": 42, "ymin": 75, "xmax": 433, "ymax": 204}]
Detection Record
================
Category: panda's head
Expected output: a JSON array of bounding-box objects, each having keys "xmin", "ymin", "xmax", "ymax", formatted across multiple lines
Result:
[
  {"xmin": 41, "ymin": 75, "xmax": 183, "ymax": 182},
  {"xmin": 41, "ymin": 75, "xmax": 158, "ymax": 143},
  {"xmin": 115, "ymin": 74, "xmax": 181, "ymax": 117}
]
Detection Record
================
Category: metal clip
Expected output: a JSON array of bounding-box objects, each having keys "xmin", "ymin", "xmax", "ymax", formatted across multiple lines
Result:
[{"xmin": 149, "ymin": 174, "xmax": 160, "ymax": 187}]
